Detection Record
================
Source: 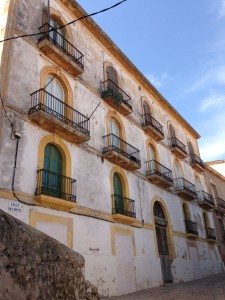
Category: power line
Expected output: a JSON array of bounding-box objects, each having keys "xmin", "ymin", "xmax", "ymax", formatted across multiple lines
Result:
[{"xmin": 0, "ymin": 0, "xmax": 127, "ymax": 44}]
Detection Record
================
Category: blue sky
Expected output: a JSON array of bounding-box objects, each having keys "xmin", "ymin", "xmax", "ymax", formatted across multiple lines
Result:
[{"xmin": 77, "ymin": 0, "xmax": 225, "ymax": 162}]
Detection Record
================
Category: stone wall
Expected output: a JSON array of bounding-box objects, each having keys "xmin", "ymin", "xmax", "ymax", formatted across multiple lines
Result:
[{"xmin": 0, "ymin": 209, "xmax": 99, "ymax": 300}]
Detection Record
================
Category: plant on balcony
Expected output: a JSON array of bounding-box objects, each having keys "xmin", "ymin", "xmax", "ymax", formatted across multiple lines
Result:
[{"xmin": 101, "ymin": 88, "xmax": 123, "ymax": 106}]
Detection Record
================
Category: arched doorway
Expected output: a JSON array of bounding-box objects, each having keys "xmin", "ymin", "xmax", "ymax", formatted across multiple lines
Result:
[{"xmin": 154, "ymin": 202, "xmax": 173, "ymax": 283}]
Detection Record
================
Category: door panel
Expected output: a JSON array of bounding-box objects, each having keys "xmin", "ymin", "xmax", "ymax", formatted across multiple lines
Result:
[
  {"xmin": 115, "ymin": 233, "xmax": 136, "ymax": 294},
  {"xmin": 156, "ymin": 226, "xmax": 173, "ymax": 283}
]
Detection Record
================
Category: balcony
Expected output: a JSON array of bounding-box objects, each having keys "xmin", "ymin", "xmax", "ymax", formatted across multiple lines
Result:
[
  {"xmin": 146, "ymin": 160, "xmax": 173, "ymax": 188},
  {"xmin": 174, "ymin": 178, "xmax": 197, "ymax": 200},
  {"xmin": 102, "ymin": 134, "xmax": 141, "ymax": 171},
  {"xmin": 190, "ymin": 154, "xmax": 204, "ymax": 173},
  {"xmin": 216, "ymin": 197, "xmax": 225, "ymax": 214},
  {"xmin": 184, "ymin": 219, "xmax": 198, "ymax": 238},
  {"xmin": 35, "ymin": 169, "xmax": 76, "ymax": 211},
  {"xmin": 170, "ymin": 137, "xmax": 187, "ymax": 159},
  {"xmin": 29, "ymin": 89, "xmax": 90, "ymax": 144},
  {"xmin": 142, "ymin": 113, "xmax": 164, "ymax": 141},
  {"xmin": 206, "ymin": 227, "xmax": 217, "ymax": 242},
  {"xmin": 37, "ymin": 23, "xmax": 84, "ymax": 77},
  {"xmin": 196, "ymin": 191, "xmax": 215, "ymax": 210},
  {"xmin": 101, "ymin": 79, "xmax": 132, "ymax": 116},
  {"xmin": 112, "ymin": 194, "xmax": 136, "ymax": 224}
]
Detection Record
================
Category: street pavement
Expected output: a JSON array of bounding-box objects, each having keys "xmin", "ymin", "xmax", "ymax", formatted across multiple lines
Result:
[{"xmin": 102, "ymin": 273, "xmax": 225, "ymax": 300}]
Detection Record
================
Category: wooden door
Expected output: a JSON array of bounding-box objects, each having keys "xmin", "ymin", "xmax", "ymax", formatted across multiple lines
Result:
[{"xmin": 154, "ymin": 202, "xmax": 173, "ymax": 283}]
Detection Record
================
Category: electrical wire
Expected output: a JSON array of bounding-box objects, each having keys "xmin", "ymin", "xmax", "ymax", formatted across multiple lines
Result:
[{"xmin": 0, "ymin": 0, "xmax": 127, "ymax": 43}]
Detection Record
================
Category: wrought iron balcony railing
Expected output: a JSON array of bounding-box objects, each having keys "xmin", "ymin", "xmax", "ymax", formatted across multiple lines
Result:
[
  {"xmin": 170, "ymin": 137, "xmax": 187, "ymax": 155},
  {"xmin": 184, "ymin": 220, "xmax": 198, "ymax": 236},
  {"xmin": 29, "ymin": 89, "xmax": 90, "ymax": 136},
  {"xmin": 206, "ymin": 227, "xmax": 216, "ymax": 240},
  {"xmin": 196, "ymin": 191, "xmax": 214, "ymax": 206},
  {"xmin": 146, "ymin": 160, "xmax": 173, "ymax": 183},
  {"xmin": 142, "ymin": 113, "xmax": 164, "ymax": 136},
  {"xmin": 103, "ymin": 134, "xmax": 141, "ymax": 164},
  {"xmin": 190, "ymin": 154, "xmax": 204, "ymax": 169},
  {"xmin": 101, "ymin": 79, "xmax": 132, "ymax": 110},
  {"xmin": 174, "ymin": 178, "xmax": 196, "ymax": 196},
  {"xmin": 112, "ymin": 194, "xmax": 136, "ymax": 218},
  {"xmin": 217, "ymin": 197, "xmax": 225, "ymax": 210},
  {"xmin": 36, "ymin": 169, "xmax": 76, "ymax": 202},
  {"xmin": 38, "ymin": 23, "xmax": 84, "ymax": 69}
]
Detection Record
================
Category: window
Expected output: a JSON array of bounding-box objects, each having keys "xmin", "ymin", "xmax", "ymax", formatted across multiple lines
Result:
[
  {"xmin": 106, "ymin": 66, "xmax": 119, "ymax": 87},
  {"xmin": 203, "ymin": 212, "xmax": 209, "ymax": 230},
  {"xmin": 175, "ymin": 160, "xmax": 183, "ymax": 178},
  {"xmin": 42, "ymin": 144, "xmax": 63, "ymax": 196},
  {"xmin": 183, "ymin": 204, "xmax": 190, "ymax": 220},
  {"xmin": 188, "ymin": 142, "xmax": 194, "ymax": 156},
  {"xmin": 195, "ymin": 176, "xmax": 202, "ymax": 192},
  {"xmin": 46, "ymin": 76, "xmax": 65, "ymax": 115},
  {"xmin": 49, "ymin": 17, "xmax": 65, "ymax": 47},
  {"xmin": 143, "ymin": 101, "xmax": 151, "ymax": 115},
  {"xmin": 110, "ymin": 118, "xmax": 120, "ymax": 149},
  {"xmin": 143, "ymin": 100, "xmax": 151, "ymax": 125},
  {"xmin": 113, "ymin": 173, "xmax": 124, "ymax": 214},
  {"xmin": 211, "ymin": 184, "xmax": 218, "ymax": 199},
  {"xmin": 169, "ymin": 125, "xmax": 176, "ymax": 139}
]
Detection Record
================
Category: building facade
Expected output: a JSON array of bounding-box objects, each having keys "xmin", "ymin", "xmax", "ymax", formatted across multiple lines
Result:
[
  {"xmin": 0, "ymin": 0, "xmax": 224, "ymax": 296},
  {"xmin": 205, "ymin": 164, "xmax": 225, "ymax": 264}
]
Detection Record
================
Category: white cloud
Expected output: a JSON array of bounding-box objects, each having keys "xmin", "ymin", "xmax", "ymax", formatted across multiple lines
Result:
[
  {"xmin": 199, "ymin": 112, "xmax": 225, "ymax": 161},
  {"xmin": 187, "ymin": 64, "xmax": 225, "ymax": 93},
  {"xmin": 199, "ymin": 93, "xmax": 225, "ymax": 112},
  {"xmin": 145, "ymin": 72, "xmax": 169, "ymax": 87},
  {"xmin": 219, "ymin": 0, "xmax": 225, "ymax": 17}
]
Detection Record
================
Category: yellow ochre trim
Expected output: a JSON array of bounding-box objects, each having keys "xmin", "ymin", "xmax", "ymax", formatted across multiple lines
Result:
[
  {"xmin": 29, "ymin": 210, "xmax": 73, "ymax": 248},
  {"xmin": 111, "ymin": 226, "xmax": 136, "ymax": 256}
]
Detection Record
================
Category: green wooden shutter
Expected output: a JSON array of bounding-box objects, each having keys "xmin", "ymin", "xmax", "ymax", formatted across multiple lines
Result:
[
  {"xmin": 43, "ymin": 144, "xmax": 62, "ymax": 195},
  {"xmin": 113, "ymin": 173, "xmax": 124, "ymax": 214}
]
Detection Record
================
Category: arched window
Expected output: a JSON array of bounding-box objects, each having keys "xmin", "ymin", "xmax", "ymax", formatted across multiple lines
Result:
[
  {"xmin": 143, "ymin": 100, "xmax": 151, "ymax": 125},
  {"xmin": 49, "ymin": 17, "xmax": 65, "ymax": 47},
  {"xmin": 183, "ymin": 203, "xmax": 190, "ymax": 220},
  {"xmin": 43, "ymin": 144, "xmax": 63, "ymax": 195},
  {"xmin": 46, "ymin": 76, "xmax": 65, "ymax": 115},
  {"xmin": 188, "ymin": 142, "xmax": 194, "ymax": 156},
  {"xmin": 148, "ymin": 144, "xmax": 158, "ymax": 171},
  {"xmin": 113, "ymin": 173, "xmax": 124, "ymax": 214},
  {"xmin": 203, "ymin": 212, "xmax": 209, "ymax": 231},
  {"xmin": 169, "ymin": 125, "xmax": 176, "ymax": 139},
  {"xmin": 106, "ymin": 66, "xmax": 119, "ymax": 86},
  {"xmin": 143, "ymin": 100, "xmax": 151, "ymax": 114},
  {"xmin": 149, "ymin": 144, "xmax": 156, "ymax": 161},
  {"xmin": 195, "ymin": 176, "xmax": 202, "ymax": 192},
  {"xmin": 110, "ymin": 118, "xmax": 120, "ymax": 149},
  {"xmin": 175, "ymin": 160, "xmax": 183, "ymax": 178},
  {"xmin": 211, "ymin": 184, "xmax": 218, "ymax": 199}
]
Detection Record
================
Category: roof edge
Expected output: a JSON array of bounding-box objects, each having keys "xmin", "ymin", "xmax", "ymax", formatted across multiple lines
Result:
[{"xmin": 62, "ymin": 0, "xmax": 200, "ymax": 139}]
